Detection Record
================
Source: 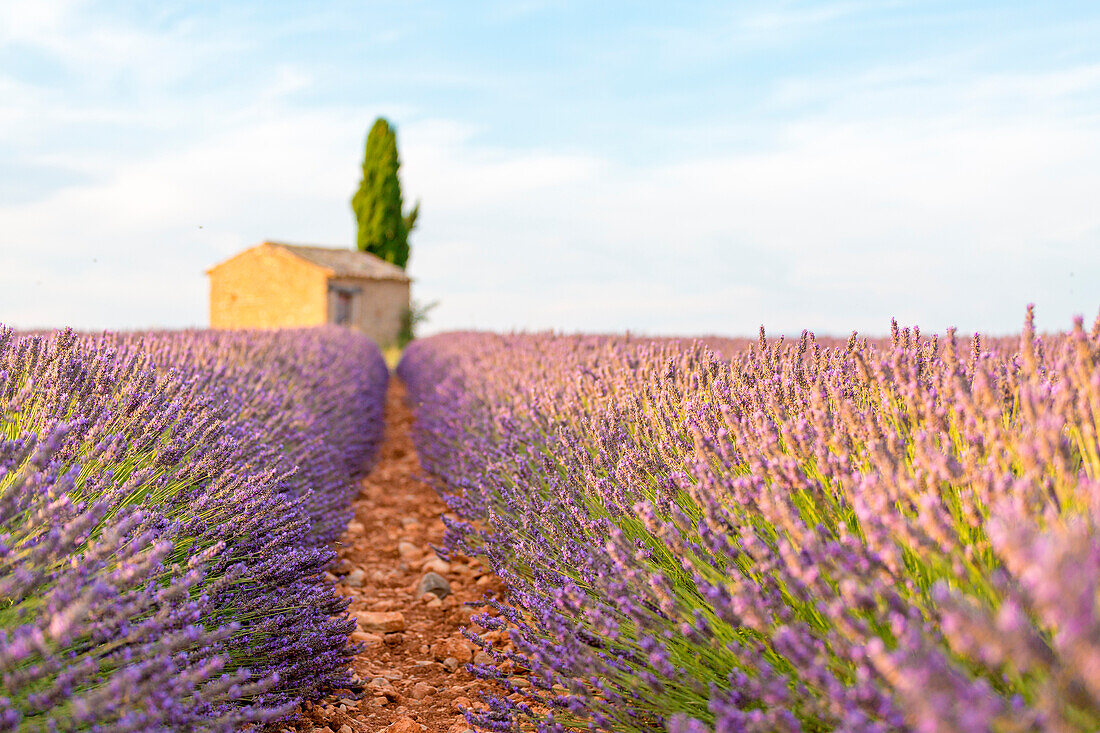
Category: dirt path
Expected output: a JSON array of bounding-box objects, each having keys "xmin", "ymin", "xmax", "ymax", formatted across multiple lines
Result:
[{"xmin": 283, "ymin": 380, "xmax": 501, "ymax": 733}]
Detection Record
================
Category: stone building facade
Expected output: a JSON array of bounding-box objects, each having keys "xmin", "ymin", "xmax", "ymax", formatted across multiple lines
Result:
[{"xmin": 206, "ymin": 241, "xmax": 411, "ymax": 345}]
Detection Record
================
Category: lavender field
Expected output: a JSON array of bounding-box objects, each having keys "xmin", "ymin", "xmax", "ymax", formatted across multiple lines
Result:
[
  {"xmin": 0, "ymin": 327, "xmax": 388, "ymax": 731},
  {"xmin": 399, "ymin": 311, "xmax": 1100, "ymax": 732}
]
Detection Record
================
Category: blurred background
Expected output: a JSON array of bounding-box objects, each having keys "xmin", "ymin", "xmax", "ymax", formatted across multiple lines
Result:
[{"xmin": 1, "ymin": 0, "xmax": 1098, "ymax": 336}]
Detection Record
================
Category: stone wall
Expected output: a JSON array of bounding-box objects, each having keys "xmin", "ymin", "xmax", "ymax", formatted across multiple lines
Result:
[
  {"xmin": 328, "ymin": 276, "xmax": 410, "ymax": 346},
  {"xmin": 209, "ymin": 245, "xmax": 328, "ymax": 328}
]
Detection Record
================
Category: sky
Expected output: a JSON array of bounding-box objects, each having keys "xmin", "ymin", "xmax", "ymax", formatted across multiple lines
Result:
[{"xmin": 1, "ymin": 1, "xmax": 1098, "ymax": 338}]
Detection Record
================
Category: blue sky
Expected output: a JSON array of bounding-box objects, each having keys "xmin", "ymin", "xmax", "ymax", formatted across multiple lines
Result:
[{"xmin": 1, "ymin": 1, "xmax": 1098, "ymax": 337}]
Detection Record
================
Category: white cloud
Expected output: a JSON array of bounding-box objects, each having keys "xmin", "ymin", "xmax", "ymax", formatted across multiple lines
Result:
[
  {"xmin": 743, "ymin": 1, "xmax": 889, "ymax": 32},
  {"xmin": 5, "ymin": 88, "xmax": 1097, "ymax": 336},
  {"xmin": 409, "ymin": 75, "xmax": 1100, "ymax": 336}
]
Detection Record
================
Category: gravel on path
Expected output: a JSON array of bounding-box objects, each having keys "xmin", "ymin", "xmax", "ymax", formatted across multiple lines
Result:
[{"xmin": 281, "ymin": 380, "xmax": 503, "ymax": 733}]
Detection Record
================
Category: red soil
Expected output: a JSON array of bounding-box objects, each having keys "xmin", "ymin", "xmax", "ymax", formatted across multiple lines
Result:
[{"xmin": 281, "ymin": 380, "xmax": 503, "ymax": 733}]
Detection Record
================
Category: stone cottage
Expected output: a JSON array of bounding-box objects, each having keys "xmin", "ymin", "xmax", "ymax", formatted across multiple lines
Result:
[{"xmin": 206, "ymin": 241, "xmax": 411, "ymax": 345}]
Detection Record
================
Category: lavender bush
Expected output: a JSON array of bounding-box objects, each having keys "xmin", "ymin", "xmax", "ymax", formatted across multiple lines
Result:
[
  {"xmin": 399, "ymin": 310, "xmax": 1100, "ymax": 732},
  {"xmin": 0, "ymin": 326, "xmax": 387, "ymax": 731}
]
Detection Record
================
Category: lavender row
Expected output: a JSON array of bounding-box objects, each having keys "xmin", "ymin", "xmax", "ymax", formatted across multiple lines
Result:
[
  {"xmin": 1, "ymin": 326, "xmax": 388, "ymax": 731},
  {"xmin": 398, "ymin": 312, "xmax": 1100, "ymax": 732}
]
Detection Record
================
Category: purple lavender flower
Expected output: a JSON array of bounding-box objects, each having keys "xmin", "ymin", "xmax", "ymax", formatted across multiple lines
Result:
[{"xmin": 0, "ymin": 325, "xmax": 387, "ymax": 731}]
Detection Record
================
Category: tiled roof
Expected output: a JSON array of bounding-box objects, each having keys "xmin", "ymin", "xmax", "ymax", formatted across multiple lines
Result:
[{"xmin": 268, "ymin": 241, "xmax": 410, "ymax": 281}]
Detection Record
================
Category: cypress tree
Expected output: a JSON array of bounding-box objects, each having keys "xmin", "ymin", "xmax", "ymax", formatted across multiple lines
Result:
[{"xmin": 351, "ymin": 118, "xmax": 418, "ymax": 268}]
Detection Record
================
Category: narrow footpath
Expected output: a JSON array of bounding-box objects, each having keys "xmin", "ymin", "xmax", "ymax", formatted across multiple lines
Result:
[{"xmin": 284, "ymin": 380, "xmax": 501, "ymax": 733}]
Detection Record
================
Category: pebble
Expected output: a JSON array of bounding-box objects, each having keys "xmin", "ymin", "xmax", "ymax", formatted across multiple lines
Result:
[
  {"xmin": 442, "ymin": 656, "xmax": 460, "ymax": 673},
  {"xmin": 397, "ymin": 541, "xmax": 421, "ymax": 559},
  {"xmin": 356, "ymin": 611, "xmax": 405, "ymax": 633},
  {"xmin": 455, "ymin": 606, "xmax": 478, "ymax": 622},
  {"xmin": 367, "ymin": 677, "xmax": 399, "ymax": 702},
  {"xmin": 510, "ymin": 676, "xmax": 531, "ymax": 688},
  {"xmin": 430, "ymin": 637, "xmax": 472, "ymax": 663},
  {"xmin": 339, "ymin": 726, "xmax": 353, "ymax": 733},
  {"xmin": 350, "ymin": 630, "xmax": 383, "ymax": 647},
  {"xmin": 421, "ymin": 556, "xmax": 450, "ymax": 574},
  {"xmin": 345, "ymin": 568, "xmax": 366, "ymax": 587},
  {"xmin": 385, "ymin": 717, "xmax": 422, "ymax": 733},
  {"xmin": 409, "ymin": 682, "xmax": 437, "ymax": 700},
  {"xmin": 347, "ymin": 521, "xmax": 365, "ymax": 535},
  {"xmin": 473, "ymin": 651, "xmax": 494, "ymax": 666},
  {"xmin": 416, "ymin": 571, "xmax": 450, "ymax": 599}
]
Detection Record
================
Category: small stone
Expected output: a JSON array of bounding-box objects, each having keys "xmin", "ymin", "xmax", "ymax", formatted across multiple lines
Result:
[
  {"xmin": 421, "ymin": 556, "xmax": 450, "ymax": 574},
  {"xmin": 350, "ymin": 630, "xmax": 383, "ymax": 647},
  {"xmin": 476, "ymin": 575, "xmax": 493, "ymax": 587},
  {"xmin": 339, "ymin": 726, "xmax": 353, "ymax": 733},
  {"xmin": 385, "ymin": 717, "xmax": 421, "ymax": 733},
  {"xmin": 383, "ymin": 632, "xmax": 404, "ymax": 646},
  {"xmin": 400, "ymin": 517, "xmax": 420, "ymax": 527},
  {"xmin": 397, "ymin": 541, "xmax": 421, "ymax": 559},
  {"xmin": 452, "ymin": 696, "xmax": 472, "ymax": 711},
  {"xmin": 409, "ymin": 682, "xmax": 437, "ymax": 700},
  {"xmin": 509, "ymin": 676, "xmax": 531, "ymax": 688},
  {"xmin": 473, "ymin": 651, "xmax": 494, "ymax": 666},
  {"xmin": 368, "ymin": 682, "xmax": 399, "ymax": 702},
  {"xmin": 430, "ymin": 637, "xmax": 472, "ymax": 663},
  {"xmin": 416, "ymin": 572, "xmax": 450, "ymax": 599},
  {"xmin": 347, "ymin": 521, "xmax": 365, "ymax": 535},
  {"xmin": 345, "ymin": 568, "xmax": 366, "ymax": 587},
  {"xmin": 356, "ymin": 611, "xmax": 405, "ymax": 633},
  {"xmin": 442, "ymin": 656, "xmax": 460, "ymax": 673},
  {"xmin": 419, "ymin": 643, "xmax": 430, "ymax": 654},
  {"xmin": 382, "ymin": 669, "xmax": 403, "ymax": 680},
  {"xmin": 426, "ymin": 597, "xmax": 442, "ymax": 608}
]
